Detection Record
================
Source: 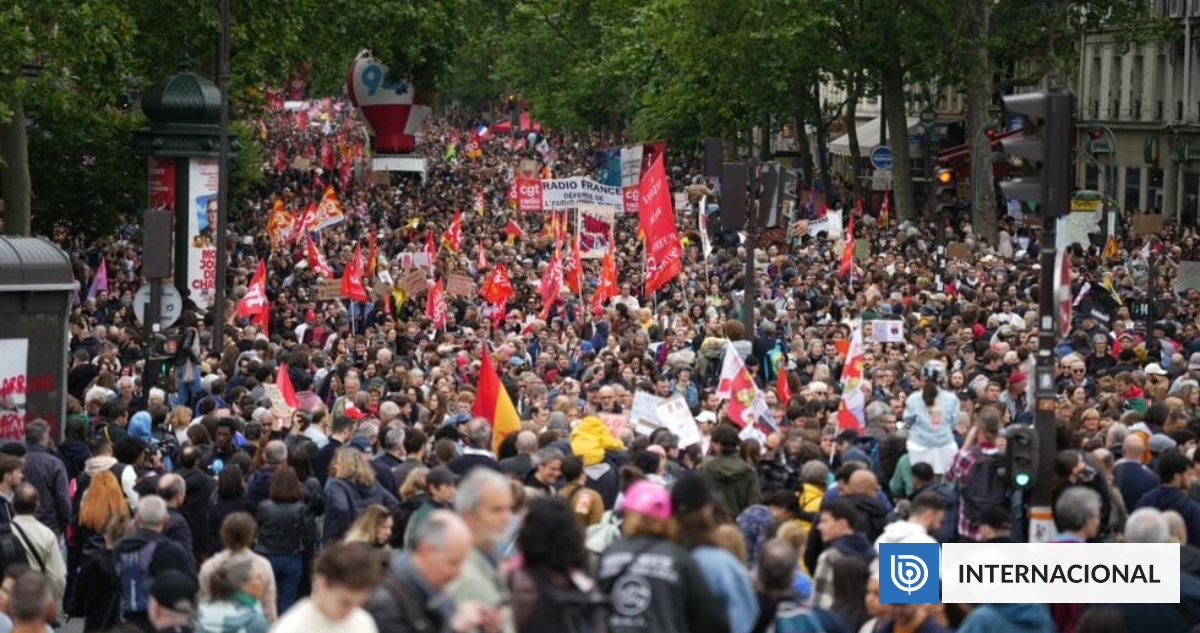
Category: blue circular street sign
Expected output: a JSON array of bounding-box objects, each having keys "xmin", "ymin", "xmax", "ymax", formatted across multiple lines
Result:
[{"xmin": 870, "ymin": 146, "xmax": 893, "ymax": 170}]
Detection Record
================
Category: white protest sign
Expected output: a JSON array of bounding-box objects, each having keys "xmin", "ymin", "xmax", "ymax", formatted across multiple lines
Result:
[
  {"xmin": 872, "ymin": 319, "xmax": 905, "ymax": 343},
  {"xmin": 630, "ymin": 391, "xmax": 664, "ymax": 437},
  {"xmin": 655, "ymin": 396, "xmax": 702, "ymax": 448}
]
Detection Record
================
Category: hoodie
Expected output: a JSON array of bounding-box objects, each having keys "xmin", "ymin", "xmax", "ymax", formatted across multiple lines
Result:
[
  {"xmin": 842, "ymin": 493, "xmax": 890, "ymax": 542},
  {"xmin": 196, "ymin": 594, "xmax": 269, "ymax": 633},
  {"xmin": 1135, "ymin": 485, "xmax": 1200, "ymax": 546},
  {"xmin": 874, "ymin": 520, "xmax": 936, "ymax": 547},
  {"xmin": 699, "ymin": 454, "xmax": 763, "ymax": 518},
  {"xmin": 956, "ymin": 603, "xmax": 1056, "ymax": 633}
]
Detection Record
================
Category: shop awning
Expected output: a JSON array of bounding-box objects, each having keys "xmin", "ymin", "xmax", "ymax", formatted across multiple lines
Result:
[{"xmin": 829, "ymin": 116, "xmax": 919, "ymax": 157}]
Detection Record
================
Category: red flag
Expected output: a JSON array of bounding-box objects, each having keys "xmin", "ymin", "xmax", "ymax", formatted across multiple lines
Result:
[
  {"xmin": 276, "ymin": 362, "xmax": 299, "ymax": 409},
  {"xmin": 503, "ymin": 218, "xmax": 525, "ymax": 242},
  {"xmin": 637, "ymin": 154, "xmax": 683, "ymax": 293},
  {"xmin": 367, "ymin": 230, "xmax": 378, "ymax": 278},
  {"xmin": 295, "ymin": 201, "xmax": 317, "ymax": 235},
  {"xmin": 339, "ymin": 159, "xmax": 352, "ymax": 191},
  {"xmin": 295, "ymin": 110, "xmax": 308, "ymax": 131},
  {"xmin": 427, "ymin": 278, "xmax": 447, "ymax": 329},
  {"xmin": 237, "ymin": 261, "xmax": 268, "ymax": 318},
  {"xmin": 716, "ymin": 341, "xmax": 769, "ymax": 429},
  {"xmin": 312, "ymin": 169, "xmax": 325, "ymax": 191},
  {"xmin": 777, "ymin": 367, "xmax": 792, "ymax": 406},
  {"xmin": 477, "ymin": 240, "xmax": 488, "ymax": 270},
  {"xmin": 340, "ymin": 243, "xmax": 369, "ymax": 302},
  {"xmin": 564, "ymin": 236, "xmax": 582, "ymax": 294},
  {"xmin": 473, "ymin": 344, "xmax": 521, "ymax": 453},
  {"xmin": 539, "ymin": 245, "xmax": 564, "ymax": 320},
  {"xmin": 305, "ymin": 235, "xmax": 334, "ymax": 278},
  {"xmin": 423, "ymin": 230, "xmax": 437, "ymax": 261},
  {"xmin": 274, "ymin": 146, "xmax": 285, "ymax": 173},
  {"xmin": 254, "ymin": 302, "xmax": 270, "ymax": 338},
  {"xmin": 839, "ymin": 215, "xmax": 855, "ymax": 278},
  {"xmin": 441, "ymin": 210, "xmax": 464, "ymax": 253},
  {"xmin": 319, "ymin": 140, "xmax": 335, "ymax": 171},
  {"xmin": 592, "ymin": 245, "xmax": 618, "ymax": 314},
  {"xmin": 479, "ymin": 263, "xmax": 514, "ymax": 304},
  {"xmin": 490, "ymin": 299, "xmax": 507, "ymax": 328}
]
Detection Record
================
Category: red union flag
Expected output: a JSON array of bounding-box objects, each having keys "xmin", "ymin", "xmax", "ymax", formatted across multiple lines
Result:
[
  {"xmin": 427, "ymin": 278, "xmax": 447, "ymax": 329},
  {"xmin": 305, "ymin": 235, "xmax": 333, "ymax": 278},
  {"xmin": 637, "ymin": 154, "xmax": 683, "ymax": 293},
  {"xmin": 515, "ymin": 178, "xmax": 543, "ymax": 212},
  {"xmin": 237, "ymin": 261, "xmax": 268, "ymax": 318},
  {"xmin": 479, "ymin": 263, "xmax": 514, "ymax": 304},
  {"xmin": 340, "ymin": 243, "xmax": 369, "ymax": 302}
]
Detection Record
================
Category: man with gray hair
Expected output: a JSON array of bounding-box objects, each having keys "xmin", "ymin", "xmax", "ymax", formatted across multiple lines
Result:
[
  {"xmin": 447, "ymin": 418, "xmax": 502, "ymax": 476},
  {"xmin": 21, "ymin": 418, "xmax": 71, "ymax": 535},
  {"xmin": 523, "ymin": 448, "xmax": 563, "ymax": 499},
  {"xmin": 113, "ymin": 496, "xmax": 197, "ymax": 631},
  {"xmin": 156, "ymin": 473, "xmax": 196, "ymax": 568},
  {"xmin": 1053, "ymin": 486, "xmax": 1102, "ymax": 542},
  {"xmin": 447, "ymin": 470, "xmax": 514, "ymax": 633},
  {"xmin": 499, "ymin": 431, "xmax": 537, "ymax": 481},
  {"xmin": 1125, "ymin": 507, "xmax": 1170, "ymax": 544}
]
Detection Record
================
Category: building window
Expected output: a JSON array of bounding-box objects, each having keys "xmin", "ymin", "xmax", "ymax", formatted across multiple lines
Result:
[
  {"xmin": 1184, "ymin": 173, "xmax": 1199, "ymax": 225},
  {"xmin": 1125, "ymin": 167, "xmax": 1142, "ymax": 212},
  {"xmin": 1086, "ymin": 164, "xmax": 1099, "ymax": 190},
  {"xmin": 1149, "ymin": 167, "xmax": 1164, "ymax": 212}
]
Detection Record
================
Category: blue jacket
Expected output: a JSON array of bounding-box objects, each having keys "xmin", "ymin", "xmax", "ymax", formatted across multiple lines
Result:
[
  {"xmin": 323, "ymin": 478, "xmax": 398, "ymax": 545},
  {"xmin": 1113, "ymin": 461, "xmax": 1158, "ymax": 514},
  {"xmin": 1136, "ymin": 485, "xmax": 1200, "ymax": 546},
  {"xmin": 957, "ymin": 604, "xmax": 1056, "ymax": 633},
  {"xmin": 691, "ymin": 546, "xmax": 759, "ymax": 633}
]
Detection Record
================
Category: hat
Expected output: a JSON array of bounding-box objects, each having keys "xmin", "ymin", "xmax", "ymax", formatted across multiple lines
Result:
[
  {"xmin": 1144, "ymin": 363, "xmax": 1169, "ymax": 376},
  {"xmin": 1007, "ymin": 371, "xmax": 1028, "ymax": 385},
  {"xmin": 509, "ymin": 356, "xmax": 526, "ymax": 366},
  {"xmin": 427, "ymin": 465, "xmax": 460, "ymax": 486},
  {"xmin": 150, "ymin": 569, "xmax": 199, "ymax": 613},
  {"xmin": 670, "ymin": 473, "xmax": 714, "ymax": 515},
  {"xmin": 1148, "ymin": 434, "xmax": 1178, "ymax": 454},
  {"xmin": 342, "ymin": 404, "xmax": 367, "ymax": 420},
  {"xmin": 129, "ymin": 411, "xmax": 152, "ymax": 440},
  {"xmin": 696, "ymin": 411, "xmax": 717, "ymax": 425},
  {"xmin": 618, "ymin": 480, "xmax": 672, "ymax": 520},
  {"xmin": 1189, "ymin": 352, "xmax": 1200, "ymax": 370}
]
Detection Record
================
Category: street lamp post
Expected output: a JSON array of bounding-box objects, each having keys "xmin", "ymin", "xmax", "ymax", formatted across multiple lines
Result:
[{"xmin": 1081, "ymin": 123, "xmax": 1118, "ymax": 240}]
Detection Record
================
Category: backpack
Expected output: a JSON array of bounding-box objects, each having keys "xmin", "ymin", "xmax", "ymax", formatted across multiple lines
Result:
[
  {"xmin": 769, "ymin": 599, "xmax": 841, "ymax": 633},
  {"xmin": 0, "ymin": 516, "xmax": 30, "ymax": 577},
  {"xmin": 585, "ymin": 510, "xmax": 622, "ymax": 559},
  {"xmin": 115, "ymin": 540, "xmax": 159, "ymax": 618},
  {"xmin": 699, "ymin": 344, "xmax": 725, "ymax": 391},
  {"xmin": 519, "ymin": 568, "xmax": 609, "ymax": 633},
  {"xmin": 960, "ymin": 450, "xmax": 1007, "ymax": 526}
]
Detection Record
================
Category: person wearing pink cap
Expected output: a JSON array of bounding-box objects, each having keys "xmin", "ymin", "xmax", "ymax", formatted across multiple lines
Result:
[{"xmin": 595, "ymin": 480, "xmax": 729, "ymax": 633}]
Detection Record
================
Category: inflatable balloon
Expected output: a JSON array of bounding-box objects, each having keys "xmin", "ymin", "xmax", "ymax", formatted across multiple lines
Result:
[{"xmin": 346, "ymin": 50, "xmax": 432, "ymax": 155}]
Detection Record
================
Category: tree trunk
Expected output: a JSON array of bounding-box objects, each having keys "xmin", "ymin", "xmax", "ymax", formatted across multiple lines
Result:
[
  {"xmin": 846, "ymin": 72, "xmax": 864, "ymax": 208},
  {"xmin": 967, "ymin": 0, "xmax": 997, "ymax": 245},
  {"xmin": 796, "ymin": 108, "xmax": 814, "ymax": 189},
  {"xmin": 0, "ymin": 97, "xmax": 31, "ymax": 236},
  {"xmin": 882, "ymin": 64, "xmax": 916, "ymax": 221},
  {"xmin": 810, "ymin": 81, "xmax": 831, "ymax": 199}
]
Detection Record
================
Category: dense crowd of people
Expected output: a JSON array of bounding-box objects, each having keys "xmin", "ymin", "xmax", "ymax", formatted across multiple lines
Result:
[{"xmin": 6, "ymin": 96, "xmax": 1200, "ymax": 633}]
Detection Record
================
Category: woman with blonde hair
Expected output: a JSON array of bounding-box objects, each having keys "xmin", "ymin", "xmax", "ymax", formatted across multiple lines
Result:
[
  {"xmin": 343, "ymin": 504, "xmax": 394, "ymax": 566},
  {"xmin": 322, "ymin": 448, "xmax": 398, "ymax": 545},
  {"xmin": 167, "ymin": 405, "xmax": 193, "ymax": 445}
]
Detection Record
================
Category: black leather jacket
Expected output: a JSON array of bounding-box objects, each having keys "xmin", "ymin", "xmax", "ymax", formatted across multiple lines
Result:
[{"xmin": 253, "ymin": 500, "xmax": 311, "ymax": 555}]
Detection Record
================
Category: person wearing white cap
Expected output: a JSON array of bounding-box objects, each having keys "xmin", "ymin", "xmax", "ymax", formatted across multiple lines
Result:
[{"xmin": 695, "ymin": 411, "xmax": 717, "ymax": 455}]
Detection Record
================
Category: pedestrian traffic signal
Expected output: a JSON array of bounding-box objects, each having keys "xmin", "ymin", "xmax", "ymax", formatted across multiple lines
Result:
[
  {"xmin": 1006, "ymin": 425, "xmax": 1039, "ymax": 490},
  {"xmin": 998, "ymin": 90, "xmax": 1075, "ymax": 219},
  {"xmin": 933, "ymin": 168, "xmax": 956, "ymax": 217}
]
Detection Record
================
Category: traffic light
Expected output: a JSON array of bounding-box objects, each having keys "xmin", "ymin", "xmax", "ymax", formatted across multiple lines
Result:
[
  {"xmin": 1006, "ymin": 425, "xmax": 1039, "ymax": 490},
  {"xmin": 933, "ymin": 167, "xmax": 957, "ymax": 218},
  {"xmin": 998, "ymin": 90, "xmax": 1075, "ymax": 218}
]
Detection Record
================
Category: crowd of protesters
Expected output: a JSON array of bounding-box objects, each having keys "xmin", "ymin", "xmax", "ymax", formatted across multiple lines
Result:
[{"xmin": 3, "ymin": 96, "xmax": 1200, "ymax": 633}]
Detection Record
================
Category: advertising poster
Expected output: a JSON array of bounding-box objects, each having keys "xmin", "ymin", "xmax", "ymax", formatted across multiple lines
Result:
[
  {"xmin": 0, "ymin": 339, "xmax": 29, "ymax": 440},
  {"xmin": 188, "ymin": 158, "xmax": 220, "ymax": 309}
]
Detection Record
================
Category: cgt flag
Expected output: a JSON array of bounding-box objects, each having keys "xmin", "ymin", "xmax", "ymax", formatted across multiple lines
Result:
[
  {"xmin": 340, "ymin": 243, "xmax": 369, "ymax": 302},
  {"xmin": 637, "ymin": 154, "xmax": 683, "ymax": 293},
  {"xmin": 427, "ymin": 278, "xmax": 447, "ymax": 329},
  {"xmin": 236, "ymin": 261, "xmax": 268, "ymax": 318},
  {"xmin": 479, "ymin": 263, "xmax": 514, "ymax": 304},
  {"xmin": 836, "ymin": 323, "xmax": 866, "ymax": 431},
  {"xmin": 305, "ymin": 235, "xmax": 334, "ymax": 278}
]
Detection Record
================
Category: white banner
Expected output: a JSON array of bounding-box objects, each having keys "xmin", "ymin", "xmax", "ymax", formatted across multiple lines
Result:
[
  {"xmin": 187, "ymin": 158, "xmax": 220, "ymax": 309},
  {"xmin": 0, "ymin": 339, "xmax": 28, "ymax": 440},
  {"xmin": 808, "ymin": 209, "xmax": 844, "ymax": 239},
  {"xmin": 578, "ymin": 204, "xmax": 615, "ymax": 259},
  {"xmin": 540, "ymin": 177, "xmax": 624, "ymax": 212}
]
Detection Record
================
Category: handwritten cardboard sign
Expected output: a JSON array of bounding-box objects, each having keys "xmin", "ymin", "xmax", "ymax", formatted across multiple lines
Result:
[
  {"xmin": 446, "ymin": 273, "xmax": 476, "ymax": 297},
  {"xmin": 402, "ymin": 269, "xmax": 428, "ymax": 298},
  {"xmin": 315, "ymin": 278, "xmax": 341, "ymax": 301}
]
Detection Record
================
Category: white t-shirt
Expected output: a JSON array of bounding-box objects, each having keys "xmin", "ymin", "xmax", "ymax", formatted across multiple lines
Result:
[{"xmin": 270, "ymin": 599, "xmax": 377, "ymax": 633}]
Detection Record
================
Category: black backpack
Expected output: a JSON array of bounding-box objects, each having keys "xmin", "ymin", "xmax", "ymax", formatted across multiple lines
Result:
[
  {"xmin": 519, "ymin": 568, "xmax": 609, "ymax": 633},
  {"xmin": 961, "ymin": 450, "xmax": 1007, "ymax": 525},
  {"xmin": 0, "ymin": 517, "xmax": 30, "ymax": 576}
]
